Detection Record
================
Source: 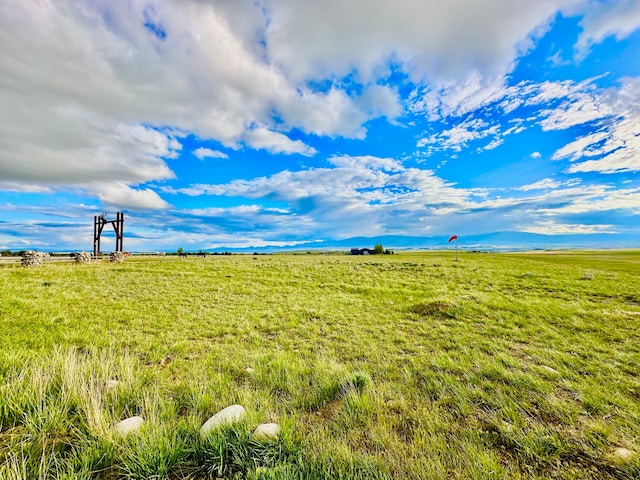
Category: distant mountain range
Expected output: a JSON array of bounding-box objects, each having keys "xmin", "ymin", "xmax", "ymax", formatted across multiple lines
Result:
[{"xmin": 202, "ymin": 232, "xmax": 638, "ymax": 253}]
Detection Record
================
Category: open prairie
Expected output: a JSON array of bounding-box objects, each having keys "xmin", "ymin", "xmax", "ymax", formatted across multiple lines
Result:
[{"xmin": 1, "ymin": 251, "xmax": 639, "ymax": 479}]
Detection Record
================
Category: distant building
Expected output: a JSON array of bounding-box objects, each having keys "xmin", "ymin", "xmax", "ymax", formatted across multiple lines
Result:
[{"xmin": 350, "ymin": 248, "xmax": 377, "ymax": 255}]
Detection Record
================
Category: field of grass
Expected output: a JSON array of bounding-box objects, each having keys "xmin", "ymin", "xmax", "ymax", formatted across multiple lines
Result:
[{"xmin": 1, "ymin": 250, "xmax": 639, "ymax": 479}]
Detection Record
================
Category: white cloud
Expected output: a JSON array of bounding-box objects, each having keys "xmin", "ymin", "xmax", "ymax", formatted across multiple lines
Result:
[
  {"xmin": 524, "ymin": 78, "xmax": 587, "ymax": 105},
  {"xmin": 535, "ymin": 187, "xmax": 640, "ymax": 215},
  {"xmin": 530, "ymin": 151, "xmax": 542, "ymax": 159},
  {"xmin": 481, "ymin": 138, "xmax": 504, "ymax": 151},
  {"xmin": 552, "ymin": 77, "xmax": 640, "ymax": 173},
  {"xmin": 0, "ymin": 0, "xmax": 387, "ymax": 199},
  {"xmin": 519, "ymin": 221, "xmax": 614, "ymax": 235},
  {"xmin": 243, "ymin": 127, "xmax": 317, "ymax": 156},
  {"xmin": 410, "ymin": 73, "xmax": 511, "ymax": 120},
  {"xmin": 4, "ymin": 164, "xmax": 639, "ymax": 251},
  {"xmin": 1, "ymin": 0, "xmax": 631, "ymax": 195},
  {"xmin": 187, "ymin": 205, "xmax": 290, "ymax": 217},
  {"xmin": 163, "ymin": 155, "xmax": 639, "ymax": 241},
  {"xmin": 411, "ymin": 73, "xmax": 640, "ymax": 174},
  {"xmin": 328, "ymin": 155, "xmax": 404, "ymax": 172},
  {"xmin": 538, "ymin": 92, "xmax": 613, "ymax": 131},
  {"xmin": 163, "ymin": 154, "xmax": 469, "ymax": 237},
  {"xmin": 275, "ymin": 87, "xmax": 368, "ymax": 139},
  {"xmin": 418, "ymin": 118, "xmax": 499, "ymax": 152},
  {"xmin": 552, "ymin": 131, "xmax": 612, "ymax": 162},
  {"xmin": 357, "ymin": 85, "xmax": 403, "ymax": 119},
  {"xmin": 266, "ymin": 0, "xmax": 583, "ymax": 84},
  {"xmin": 93, "ymin": 183, "xmax": 171, "ymax": 210},
  {"xmin": 574, "ymin": 0, "xmax": 640, "ymax": 59},
  {"xmin": 0, "ymin": 183, "xmax": 54, "ymax": 193},
  {"xmin": 517, "ymin": 178, "xmax": 561, "ymax": 191},
  {"xmin": 193, "ymin": 148, "xmax": 228, "ymax": 160}
]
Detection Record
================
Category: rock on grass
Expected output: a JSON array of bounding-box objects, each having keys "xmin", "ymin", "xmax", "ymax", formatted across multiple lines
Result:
[
  {"xmin": 200, "ymin": 404, "xmax": 246, "ymax": 438},
  {"xmin": 113, "ymin": 416, "xmax": 145, "ymax": 436},
  {"xmin": 252, "ymin": 423, "xmax": 280, "ymax": 441}
]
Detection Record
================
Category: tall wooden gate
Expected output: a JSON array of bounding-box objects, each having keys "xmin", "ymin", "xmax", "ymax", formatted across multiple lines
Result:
[{"xmin": 93, "ymin": 212, "xmax": 124, "ymax": 256}]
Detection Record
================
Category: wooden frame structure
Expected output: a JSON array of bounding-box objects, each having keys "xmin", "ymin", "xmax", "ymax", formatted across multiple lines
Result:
[{"xmin": 93, "ymin": 212, "xmax": 124, "ymax": 257}]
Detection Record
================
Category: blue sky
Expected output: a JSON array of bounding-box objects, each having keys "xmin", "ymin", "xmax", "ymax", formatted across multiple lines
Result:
[{"xmin": 1, "ymin": 0, "xmax": 639, "ymax": 252}]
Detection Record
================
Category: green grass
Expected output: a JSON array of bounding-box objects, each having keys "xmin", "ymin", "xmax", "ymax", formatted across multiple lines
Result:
[{"xmin": 1, "ymin": 251, "xmax": 639, "ymax": 478}]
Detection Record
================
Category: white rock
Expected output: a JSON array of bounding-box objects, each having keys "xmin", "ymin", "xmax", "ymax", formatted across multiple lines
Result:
[
  {"xmin": 200, "ymin": 405, "xmax": 246, "ymax": 438},
  {"xmin": 245, "ymin": 367, "xmax": 255, "ymax": 373},
  {"xmin": 252, "ymin": 423, "xmax": 280, "ymax": 441},
  {"xmin": 113, "ymin": 416, "xmax": 144, "ymax": 436},
  {"xmin": 613, "ymin": 447, "xmax": 633, "ymax": 460},
  {"xmin": 106, "ymin": 379, "xmax": 119, "ymax": 389}
]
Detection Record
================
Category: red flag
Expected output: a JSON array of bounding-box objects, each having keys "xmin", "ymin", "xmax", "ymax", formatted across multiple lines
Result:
[{"xmin": 448, "ymin": 235, "xmax": 458, "ymax": 243}]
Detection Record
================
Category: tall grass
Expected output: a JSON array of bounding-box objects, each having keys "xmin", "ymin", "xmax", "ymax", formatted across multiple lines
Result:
[{"xmin": 1, "ymin": 251, "xmax": 639, "ymax": 478}]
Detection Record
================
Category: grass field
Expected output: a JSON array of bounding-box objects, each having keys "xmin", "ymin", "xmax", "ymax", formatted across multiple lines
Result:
[{"xmin": 1, "ymin": 251, "xmax": 639, "ymax": 479}]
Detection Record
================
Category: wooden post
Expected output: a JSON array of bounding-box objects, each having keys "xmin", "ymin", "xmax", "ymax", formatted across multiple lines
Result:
[
  {"xmin": 116, "ymin": 212, "xmax": 124, "ymax": 252},
  {"xmin": 93, "ymin": 215, "xmax": 97, "ymax": 257},
  {"xmin": 113, "ymin": 212, "xmax": 122, "ymax": 252}
]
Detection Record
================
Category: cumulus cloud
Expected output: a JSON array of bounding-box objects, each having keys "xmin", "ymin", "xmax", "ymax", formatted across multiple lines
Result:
[
  {"xmin": 93, "ymin": 183, "xmax": 171, "ymax": 210},
  {"xmin": 265, "ymin": 0, "xmax": 583, "ymax": 84},
  {"xmin": 193, "ymin": 148, "xmax": 228, "ymax": 160},
  {"xmin": 0, "ymin": 0, "xmax": 391, "ymax": 206},
  {"xmin": 275, "ymin": 87, "xmax": 369, "ymax": 139},
  {"xmin": 357, "ymin": 85, "xmax": 403, "ymax": 119},
  {"xmin": 243, "ymin": 127, "xmax": 317, "ymax": 156},
  {"xmin": 574, "ymin": 0, "xmax": 640, "ymax": 59},
  {"xmin": 0, "ymin": 0, "xmax": 628, "ymax": 196}
]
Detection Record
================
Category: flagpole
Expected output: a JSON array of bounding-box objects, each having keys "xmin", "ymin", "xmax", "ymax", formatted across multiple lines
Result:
[{"xmin": 448, "ymin": 235, "xmax": 458, "ymax": 261}]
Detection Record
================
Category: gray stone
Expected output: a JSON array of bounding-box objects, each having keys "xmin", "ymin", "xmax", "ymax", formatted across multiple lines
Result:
[
  {"xmin": 21, "ymin": 251, "xmax": 49, "ymax": 267},
  {"xmin": 74, "ymin": 251, "xmax": 92, "ymax": 263},
  {"xmin": 113, "ymin": 416, "xmax": 144, "ymax": 436},
  {"xmin": 200, "ymin": 404, "xmax": 246, "ymax": 438},
  {"xmin": 110, "ymin": 251, "xmax": 125, "ymax": 263},
  {"xmin": 252, "ymin": 423, "xmax": 280, "ymax": 441}
]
